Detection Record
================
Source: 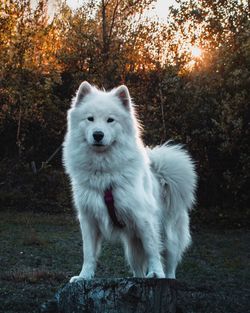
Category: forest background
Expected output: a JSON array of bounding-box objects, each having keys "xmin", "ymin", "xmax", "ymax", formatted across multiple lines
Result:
[{"xmin": 0, "ymin": 0, "xmax": 249, "ymax": 227}]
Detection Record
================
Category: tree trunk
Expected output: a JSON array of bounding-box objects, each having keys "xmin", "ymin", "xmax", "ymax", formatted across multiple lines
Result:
[
  {"xmin": 41, "ymin": 278, "xmax": 177, "ymax": 313},
  {"xmin": 101, "ymin": 0, "xmax": 108, "ymax": 62},
  {"xmin": 158, "ymin": 87, "xmax": 167, "ymax": 142}
]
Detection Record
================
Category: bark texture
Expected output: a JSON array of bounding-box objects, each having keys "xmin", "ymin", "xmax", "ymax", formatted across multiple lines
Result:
[{"xmin": 41, "ymin": 278, "xmax": 178, "ymax": 313}]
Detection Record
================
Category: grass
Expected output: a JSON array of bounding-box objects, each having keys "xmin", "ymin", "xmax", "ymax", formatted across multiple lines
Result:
[
  {"xmin": 22, "ymin": 227, "xmax": 49, "ymax": 246},
  {"xmin": 0, "ymin": 210, "xmax": 249, "ymax": 313},
  {"xmin": 2, "ymin": 269, "xmax": 66, "ymax": 284}
]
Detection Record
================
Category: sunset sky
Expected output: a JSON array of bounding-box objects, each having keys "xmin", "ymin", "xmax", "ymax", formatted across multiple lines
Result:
[
  {"xmin": 67, "ymin": 0, "xmax": 176, "ymax": 20},
  {"xmin": 30, "ymin": 0, "xmax": 177, "ymax": 21}
]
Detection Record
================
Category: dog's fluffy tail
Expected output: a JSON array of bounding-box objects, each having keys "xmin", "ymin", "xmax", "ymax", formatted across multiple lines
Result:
[
  {"xmin": 147, "ymin": 143, "xmax": 197, "ymax": 213},
  {"xmin": 147, "ymin": 143, "xmax": 197, "ymax": 276}
]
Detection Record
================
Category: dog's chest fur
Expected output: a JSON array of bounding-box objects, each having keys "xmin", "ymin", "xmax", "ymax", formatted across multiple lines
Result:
[{"xmin": 71, "ymin": 158, "xmax": 156, "ymax": 238}]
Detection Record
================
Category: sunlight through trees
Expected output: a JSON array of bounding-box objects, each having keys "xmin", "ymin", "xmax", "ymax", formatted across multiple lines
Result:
[{"xmin": 0, "ymin": 0, "xmax": 249, "ymax": 212}]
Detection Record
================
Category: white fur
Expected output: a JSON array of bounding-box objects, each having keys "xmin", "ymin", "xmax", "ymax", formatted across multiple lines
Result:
[{"xmin": 63, "ymin": 82, "xmax": 197, "ymax": 282}]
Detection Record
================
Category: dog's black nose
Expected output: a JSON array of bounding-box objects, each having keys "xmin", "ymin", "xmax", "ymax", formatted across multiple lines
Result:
[{"xmin": 93, "ymin": 131, "xmax": 104, "ymax": 142}]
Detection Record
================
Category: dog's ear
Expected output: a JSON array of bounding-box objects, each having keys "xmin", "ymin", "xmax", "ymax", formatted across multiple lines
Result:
[
  {"xmin": 114, "ymin": 85, "xmax": 131, "ymax": 110},
  {"xmin": 73, "ymin": 81, "xmax": 92, "ymax": 106}
]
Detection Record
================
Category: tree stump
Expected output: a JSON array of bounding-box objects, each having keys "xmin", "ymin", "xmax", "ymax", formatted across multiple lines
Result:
[{"xmin": 41, "ymin": 278, "xmax": 178, "ymax": 313}]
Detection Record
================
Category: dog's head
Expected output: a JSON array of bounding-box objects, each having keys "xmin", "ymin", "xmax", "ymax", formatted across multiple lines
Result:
[{"xmin": 67, "ymin": 81, "xmax": 139, "ymax": 153}]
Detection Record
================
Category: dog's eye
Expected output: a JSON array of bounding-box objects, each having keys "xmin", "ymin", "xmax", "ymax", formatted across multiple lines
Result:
[
  {"xmin": 87, "ymin": 117, "xmax": 94, "ymax": 122},
  {"xmin": 107, "ymin": 118, "xmax": 114, "ymax": 123}
]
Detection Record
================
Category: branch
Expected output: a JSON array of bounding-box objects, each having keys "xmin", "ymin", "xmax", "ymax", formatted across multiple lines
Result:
[{"xmin": 108, "ymin": 0, "xmax": 120, "ymax": 44}]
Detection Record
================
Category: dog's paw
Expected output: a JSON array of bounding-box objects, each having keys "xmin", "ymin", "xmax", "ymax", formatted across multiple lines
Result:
[
  {"xmin": 146, "ymin": 271, "xmax": 165, "ymax": 279},
  {"xmin": 69, "ymin": 275, "xmax": 85, "ymax": 283},
  {"xmin": 165, "ymin": 272, "xmax": 176, "ymax": 279},
  {"xmin": 69, "ymin": 272, "xmax": 94, "ymax": 283}
]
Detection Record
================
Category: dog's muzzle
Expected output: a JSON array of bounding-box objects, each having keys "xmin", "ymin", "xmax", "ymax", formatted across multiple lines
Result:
[
  {"xmin": 93, "ymin": 131, "xmax": 104, "ymax": 142},
  {"xmin": 93, "ymin": 131, "xmax": 104, "ymax": 145}
]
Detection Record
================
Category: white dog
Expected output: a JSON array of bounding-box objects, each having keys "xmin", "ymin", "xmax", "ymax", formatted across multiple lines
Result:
[{"xmin": 63, "ymin": 81, "xmax": 197, "ymax": 282}]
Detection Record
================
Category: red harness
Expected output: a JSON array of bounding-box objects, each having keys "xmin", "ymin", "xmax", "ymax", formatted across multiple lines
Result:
[{"xmin": 104, "ymin": 188, "xmax": 125, "ymax": 229}]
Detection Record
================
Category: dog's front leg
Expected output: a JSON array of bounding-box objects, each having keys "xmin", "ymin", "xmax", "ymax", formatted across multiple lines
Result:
[
  {"xmin": 70, "ymin": 214, "xmax": 101, "ymax": 283},
  {"xmin": 138, "ymin": 220, "xmax": 165, "ymax": 279}
]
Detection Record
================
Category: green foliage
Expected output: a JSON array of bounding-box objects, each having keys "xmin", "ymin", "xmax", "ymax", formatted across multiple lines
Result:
[
  {"xmin": 0, "ymin": 159, "xmax": 71, "ymax": 212},
  {"xmin": 162, "ymin": 0, "xmax": 250, "ymax": 213},
  {"xmin": 0, "ymin": 0, "xmax": 249, "ymax": 221}
]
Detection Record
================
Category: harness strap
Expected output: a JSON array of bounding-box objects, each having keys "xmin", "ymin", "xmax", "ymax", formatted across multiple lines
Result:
[{"xmin": 104, "ymin": 188, "xmax": 125, "ymax": 229}]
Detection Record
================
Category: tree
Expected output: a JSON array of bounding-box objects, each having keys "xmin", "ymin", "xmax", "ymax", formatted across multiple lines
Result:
[
  {"xmin": 165, "ymin": 0, "xmax": 250, "ymax": 72},
  {"xmin": 56, "ymin": 0, "xmax": 160, "ymax": 88},
  {"xmin": 0, "ymin": 0, "xmax": 63, "ymax": 159},
  {"xmin": 159, "ymin": 0, "xmax": 250, "ymax": 211}
]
